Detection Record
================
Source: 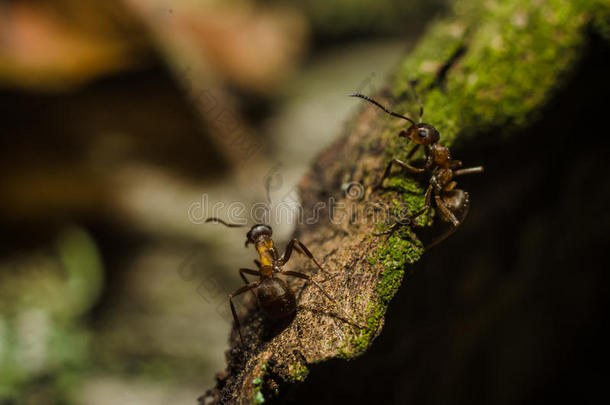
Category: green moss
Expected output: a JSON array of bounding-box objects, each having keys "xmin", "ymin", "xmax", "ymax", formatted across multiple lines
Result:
[
  {"xmin": 0, "ymin": 226, "xmax": 104, "ymax": 402},
  {"xmin": 384, "ymin": 177, "xmax": 424, "ymax": 195},
  {"xmin": 349, "ymin": 0, "xmax": 610, "ymax": 365},
  {"xmin": 340, "ymin": 231, "xmax": 423, "ymax": 358},
  {"xmin": 290, "ymin": 363, "xmax": 309, "ymax": 382},
  {"xmin": 373, "ymin": 176, "xmax": 433, "ymax": 230},
  {"xmin": 253, "ymin": 390, "xmax": 265, "ymax": 404},
  {"xmin": 367, "ymin": 251, "xmax": 377, "ymax": 266},
  {"xmin": 592, "ymin": 1, "xmax": 610, "ymax": 41},
  {"xmin": 251, "ymin": 364, "xmax": 268, "ymax": 404},
  {"xmin": 392, "ymin": 0, "xmax": 608, "ymax": 146}
]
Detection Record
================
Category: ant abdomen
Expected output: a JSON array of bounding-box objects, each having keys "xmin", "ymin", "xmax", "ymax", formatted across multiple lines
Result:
[
  {"xmin": 257, "ymin": 278, "xmax": 297, "ymax": 319},
  {"xmin": 438, "ymin": 189, "xmax": 469, "ymax": 225}
]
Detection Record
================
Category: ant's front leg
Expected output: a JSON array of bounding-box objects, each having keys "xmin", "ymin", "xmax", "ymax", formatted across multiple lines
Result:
[
  {"xmin": 283, "ymin": 271, "xmax": 335, "ymax": 303},
  {"xmin": 279, "ymin": 239, "xmax": 333, "ymax": 279},
  {"xmin": 406, "ymin": 144, "xmax": 421, "ymax": 160},
  {"xmin": 373, "ymin": 158, "xmax": 427, "ymax": 191},
  {"xmin": 283, "ymin": 270, "xmax": 361, "ymax": 328}
]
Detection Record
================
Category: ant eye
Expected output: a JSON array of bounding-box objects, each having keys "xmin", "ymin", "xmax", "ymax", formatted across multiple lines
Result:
[{"xmin": 418, "ymin": 129, "xmax": 427, "ymax": 138}]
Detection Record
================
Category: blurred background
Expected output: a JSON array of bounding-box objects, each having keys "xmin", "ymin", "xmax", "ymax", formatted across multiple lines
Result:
[
  {"xmin": 1, "ymin": 1, "xmax": 608, "ymax": 405},
  {"xmin": 0, "ymin": 0, "xmax": 446, "ymax": 403}
]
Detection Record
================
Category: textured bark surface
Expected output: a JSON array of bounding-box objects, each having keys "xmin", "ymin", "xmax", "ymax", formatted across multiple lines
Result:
[
  {"xmin": 200, "ymin": 99, "xmax": 425, "ymax": 404},
  {"xmin": 202, "ymin": 0, "xmax": 610, "ymax": 403}
]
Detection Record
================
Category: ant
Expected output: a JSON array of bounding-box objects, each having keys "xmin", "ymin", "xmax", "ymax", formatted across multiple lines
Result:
[
  {"xmin": 205, "ymin": 218, "xmax": 337, "ymax": 343},
  {"xmin": 350, "ymin": 87, "xmax": 483, "ymax": 248}
]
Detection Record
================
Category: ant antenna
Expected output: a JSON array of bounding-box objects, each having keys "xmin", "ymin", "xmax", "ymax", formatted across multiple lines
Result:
[
  {"xmin": 205, "ymin": 217, "xmax": 245, "ymax": 228},
  {"xmin": 409, "ymin": 80, "xmax": 424, "ymax": 122},
  {"xmin": 264, "ymin": 177, "xmax": 272, "ymax": 206},
  {"xmin": 264, "ymin": 165, "xmax": 281, "ymax": 206},
  {"xmin": 349, "ymin": 93, "xmax": 416, "ymax": 125},
  {"xmin": 262, "ymin": 164, "xmax": 282, "ymax": 224},
  {"xmin": 263, "ymin": 177, "xmax": 273, "ymax": 225}
]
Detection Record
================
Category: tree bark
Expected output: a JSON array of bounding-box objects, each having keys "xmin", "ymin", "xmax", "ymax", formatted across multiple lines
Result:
[{"xmin": 202, "ymin": 1, "xmax": 610, "ymax": 403}]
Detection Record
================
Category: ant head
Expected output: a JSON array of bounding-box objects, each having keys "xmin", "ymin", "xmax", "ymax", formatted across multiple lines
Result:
[
  {"xmin": 246, "ymin": 224, "xmax": 273, "ymax": 246},
  {"xmin": 349, "ymin": 93, "xmax": 439, "ymax": 145},
  {"xmin": 400, "ymin": 123, "xmax": 440, "ymax": 146}
]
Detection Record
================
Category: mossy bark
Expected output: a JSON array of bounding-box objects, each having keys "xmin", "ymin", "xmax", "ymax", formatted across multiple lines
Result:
[{"xmin": 202, "ymin": 1, "xmax": 610, "ymax": 403}]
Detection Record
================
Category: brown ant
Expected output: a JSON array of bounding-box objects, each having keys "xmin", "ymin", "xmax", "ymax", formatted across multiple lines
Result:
[
  {"xmin": 350, "ymin": 89, "xmax": 483, "ymax": 248},
  {"xmin": 205, "ymin": 218, "xmax": 337, "ymax": 343}
]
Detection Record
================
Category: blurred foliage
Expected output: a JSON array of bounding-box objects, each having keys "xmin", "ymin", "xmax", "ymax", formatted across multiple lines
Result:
[
  {"xmin": 294, "ymin": 0, "xmax": 448, "ymax": 39},
  {"xmin": 0, "ymin": 227, "xmax": 103, "ymax": 402},
  {"xmin": 0, "ymin": 0, "xmax": 144, "ymax": 90},
  {"xmin": 0, "ymin": 0, "xmax": 449, "ymax": 91}
]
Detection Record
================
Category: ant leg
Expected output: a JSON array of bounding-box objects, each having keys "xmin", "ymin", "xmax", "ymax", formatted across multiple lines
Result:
[
  {"xmin": 229, "ymin": 282, "xmax": 260, "ymax": 344},
  {"xmin": 410, "ymin": 183, "xmax": 434, "ymax": 223},
  {"xmin": 239, "ymin": 268, "xmax": 260, "ymax": 299},
  {"xmin": 279, "ymin": 239, "xmax": 299, "ymax": 265},
  {"xmin": 253, "ymin": 259, "xmax": 261, "ymax": 268},
  {"xmin": 426, "ymin": 193, "xmax": 468, "ymax": 250},
  {"xmin": 454, "ymin": 166, "xmax": 484, "ymax": 176},
  {"xmin": 282, "ymin": 271, "xmax": 335, "ymax": 304},
  {"xmin": 239, "ymin": 268, "xmax": 260, "ymax": 283},
  {"xmin": 280, "ymin": 239, "xmax": 333, "ymax": 279},
  {"xmin": 426, "ymin": 226, "xmax": 459, "ymax": 250},
  {"xmin": 390, "ymin": 159, "xmax": 427, "ymax": 174},
  {"xmin": 427, "ymin": 194, "xmax": 469, "ymax": 249},
  {"xmin": 373, "ymin": 158, "xmax": 426, "ymax": 190},
  {"xmin": 406, "ymin": 144, "xmax": 421, "ymax": 160},
  {"xmin": 450, "ymin": 160, "xmax": 463, "ymax": 169},
  {"xmin": 372, "ymin": 223, "xmax": 397, "ymax": 237},
  {"xmin": 435, "ymin": 194, "xmax": 460, "ymax": 227},
  {"xmin": 283, "ymin": 271, "xmax": 361, "ymax": 327},
  {"xmin": 373, "ymin": 160, "xmax": 396, "ymax": 190},
  {"xmin": 444, "ymin": 181, "xmax": 457, "ymax": 192}
]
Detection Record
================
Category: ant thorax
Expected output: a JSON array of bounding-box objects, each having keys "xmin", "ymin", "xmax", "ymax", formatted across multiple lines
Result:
[
  {"xmin": 435, "ymin": 168, "xmax": 454, "ymax": 188},
  {"xmin": 255, "ymin": 237, "xmax": 275, "ymax": 267},
  {"xmin": 431, "ymin": 143, "xmax": 452, "ymax": 167}
]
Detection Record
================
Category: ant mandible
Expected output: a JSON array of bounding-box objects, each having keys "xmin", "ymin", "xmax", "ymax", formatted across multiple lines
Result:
[
  {"xmin": 205, "ymin": 218, "xmax": 336, "ymax": 343},
  {"xmin": 350, "ymin": 88, "xmax": 483, "ymax": 248}
]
